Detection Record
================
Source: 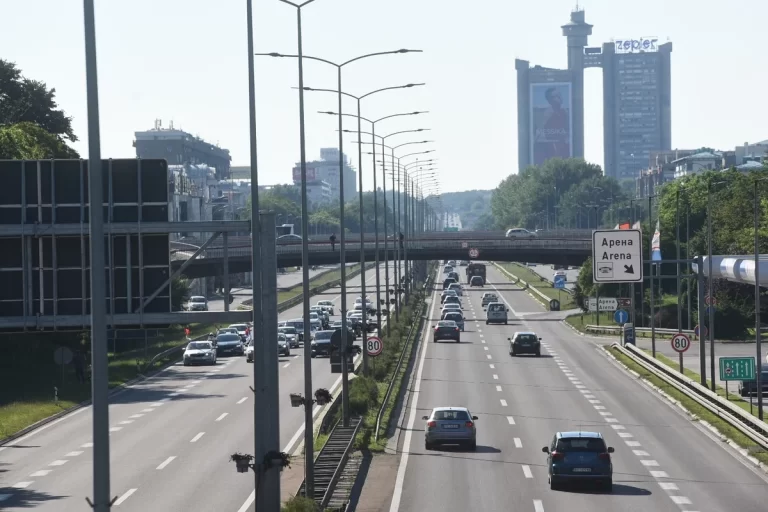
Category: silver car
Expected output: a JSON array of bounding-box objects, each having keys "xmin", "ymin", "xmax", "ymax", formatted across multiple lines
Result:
[
  {"xmin": 182, "ymin": 341, "xmax": 217, "ymax": 366},
  {"xmin": 278, "ymin": 334, "xmax": 290, "ymax": 357},
  {"xmin": 423, "ymin": 407, "xmax": 478, "ymax": 451}
]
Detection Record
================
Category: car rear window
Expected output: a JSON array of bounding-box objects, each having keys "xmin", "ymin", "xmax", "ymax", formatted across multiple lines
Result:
[
  {"xmin": 445, "ymin": 313, "xmax": 462, "ymax": 321},
  {"xmin": 556, "ymin": 438, "xmax": 606, "ymax": 452},
  {"xmin": 434, "ymin": 410, "xmax": 470, "ymax": 421},
  {"xmin": 314, "ymin": 331, "xmax": 334, "ymax": 340},
  {"xmin": 488, "ymin": 304, "xmax": 505, "ymax": 312},
  {"xmin": 516, "ymin": 334, "xmax": 538, "ymax": 343},
  {"xmin": 437, "ymin": 321, "xmax": 456, "ymax": 327}
]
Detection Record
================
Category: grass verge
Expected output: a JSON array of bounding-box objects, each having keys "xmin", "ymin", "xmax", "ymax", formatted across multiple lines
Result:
[
  {"xmin": 608, "ymin": 346, "xmax": 768, "ymax": 466},
  {"xmin": 0, "ymin": 323, "xmax": 212, "ymax": 440},
  {"xmin": 496, "ymin": 262, "xmax": 576, "ymax": 310}
]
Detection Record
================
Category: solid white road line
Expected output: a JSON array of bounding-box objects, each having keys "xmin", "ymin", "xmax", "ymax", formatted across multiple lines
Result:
[
  {"xmin": 156, "ymin": 456, "xmax": 176, "ymax": 470},
  {"xmin": 216, "ymin": 413, "xmax": 229, "ymax": 422},
  {"xmin": 190, "ymin": 432, "xmax": 205, "ymax": 443},
  {"xmin": 113, "ymin": 488, "xmax": 137, "ymax": 506},
  {"xmin": 237, "ymin": 492, "xmax": 255, "ymax": 512},
  {"xmin": 389, "ymin": 280, "xmax": 438, "ymax": 512},
  {"xmin": 522, "ymin": 465, "xmax": 533, "ymax": 478},
  {"xmin": 514, "ymin": 438, "xmax": 523, "ymax": 448}
]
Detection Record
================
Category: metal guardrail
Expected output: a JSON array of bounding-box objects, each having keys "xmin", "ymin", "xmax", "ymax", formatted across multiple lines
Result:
[
  {"xmin": 373, "ymin": 272, "xmax": 432, "ymax": 442},
  {"xmin": 612, "ymin": 342, "xmax": 768, "ymax": 450},
  {"xmin": 588, "ymin": 325, "xmax": 696, "ymax": 337},
  {"xmin": 320, "ymin": 417, "xmax": 363, "ymax": 508}
]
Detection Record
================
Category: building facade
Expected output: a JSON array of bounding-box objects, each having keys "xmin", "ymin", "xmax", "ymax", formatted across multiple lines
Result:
[
  {"xmin": 134, "ymin": 119, "xmax": 231, "ymax": 180},
  {"xmin": 292, "ymin": 148, "xmax": 357, "ymax": 202}
]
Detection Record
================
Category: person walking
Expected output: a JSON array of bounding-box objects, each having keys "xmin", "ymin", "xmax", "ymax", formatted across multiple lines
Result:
[{"xmin": 330, "ymin": 233, "xmax": 337, "ymax": 251}]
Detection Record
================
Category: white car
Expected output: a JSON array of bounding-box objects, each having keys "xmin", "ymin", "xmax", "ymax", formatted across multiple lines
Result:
[
  {"xmin": 183, "ymin": 341, "xmax": 217, "ymax": 366},
  {"xmin": 245, "ymin": 342, "xmax": 254, "ymax": 363},
  {"xmin": 228, "ymin": 323, "xmax": 248, "ymax": 341},
  {"xmin": 448, "ymin": 283, "xmax": 463, "ymax": 296},
  {"xmin": 309, "ymin": 306, "xmax": 329, "ymax": 323},
  {"xmin": 505, "ymin": 228, "xmax": 537, "ymax": 239},
  {"xmin": 316, "ymin": 300, "xmax": 335, "ymax": 316}
]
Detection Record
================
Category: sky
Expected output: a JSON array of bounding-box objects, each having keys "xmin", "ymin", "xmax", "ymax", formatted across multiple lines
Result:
[{"xmin": 3, "ymin": 0, "xmax": 767, "ymax": 193}]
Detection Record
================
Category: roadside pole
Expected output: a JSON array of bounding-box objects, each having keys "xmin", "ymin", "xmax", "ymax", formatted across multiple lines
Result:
[{"xmin": 697, "ymin": 255, "xmax": 707, "ymax": 386}]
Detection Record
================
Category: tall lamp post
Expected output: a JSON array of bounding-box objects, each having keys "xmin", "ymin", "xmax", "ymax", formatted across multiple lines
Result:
[
  {"xmin": 706, "ymin": 180, "xmax": 727, "ymax": 392},
  {"xmin": 258, "ymin": 50, "xmax": 420, "ymax": 392}
]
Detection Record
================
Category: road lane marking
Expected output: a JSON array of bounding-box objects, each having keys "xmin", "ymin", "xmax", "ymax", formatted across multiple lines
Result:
[
  {"xmin": 618, "ymin": 432, "xmax": 633, "ymax": 438},
  {"xmin": 141, "ymin": 408, "xmax": 155, "ymax": 413},
  {"xmin": 237, "ymin": 397, "xmax": 248, "ymax": 404},
  {"xmin": 81, "ymin": 442, "xmax": 94, "ymax": 448},
  {"xmin": 109, "ymin": 427, "xmax": 123, "ymax": 432},
  {"xmin": 522, "ymin": 465, "xmax": 533, "ymax": 478},
  {"xmin": 533, "ymin": 499, "xmax": 544, "ymax": 512},
  {"xmin": 190, "ymin": 432, "xmax": 205, "ymax": 443},
  {"xmin": 514, "ymin": 438, "xmax": 522, "ymax": 448},
  {"xmin": 584, "ymin": 394, "xmax": 596, "ymax": 399},
  {"xmin": 500, "ymin": 399, "xmax": 508, "ymax": 407},
  {"xmin": 496, "ymin": 385, "xmax": 502, "ymax": 391},
  {"xmin": 625, "ymin": 440, "xmax": 641, "ymax": 447},
  {"xmin": 481, "ymin": 339, "xmax": 486, "ymax": 344},
  {"xmin": 160, "ymin": 398, "xmax": 171, "ymax": 402},
  {"xmin": 49, "ymin": 460, "xmax": 68, "ymax": 466},
  {"xmin": 156, "ymin": 456, "xmax": 176, "ymax": 470},
  {"xmin": 65, "ymin": 451, "xmax": 84, "ymax": 457},
  {"xmin": 129, "ymin": 414, "xmax": 144, "ymax": 419},
  {"xmin": 390, "ymin": 279, "xmax": 439, "ymax": 512},
  {"xmin": 605, "ymin": 418, "xmax": 619, "ymax": 423},
  {"xmin": 575, "ymin": 384, "xmax": 586, "ymax": 389},
  {"xmin": 486, "ymin": 355, "xmax": 492, "ymax": 359},
  {"xmin": 507, "ymin": 416, "xmax": 515, "ymax": 425},
  {"xmin": 650, "ymin": 470, "xmax": 669, "ymax": 478},
  {"xmin": 641, "ymin": 460, "xmax": 660, "ymax": 466},
  {"xmin": 283, "ymin": 363, "xmax": 291, "ymax": 368},
  {"xmin": 483, "ymin": 346, "xmax": 489, "ymax": 351},
  {"xmin": 658, "ymin": 482, "xmax": 678, "ymax": 490},
  {"xmin": 588, "ymin": 399, "xmax": 601, "ymax": 404},
  {"xmin": 578, "ymin": 389, "xmax": 590, "ymax": 394},
  {"xmin": 611, "ymin": 424, "xmax": 625, "ymax": 430},
  {"xmin": 594, "ymin": 405, "xmax": 606, "ymax": 410},
  {"xmin": 13, "ymin": 482, "xmax": 33, "ymax": 488},
  {"xmin": 114, "ymin": 488, "xmax": 137, "ymax": 506},
  {"xmin": 216, "ymin": 413, "xmax": 229, "ymax": 422},
  {"xmin": 30, "ymin": 470, "xmax": 51, "ymax": 477},
  {"xmin": 150, "ymin": 403, "xmax": 164, "ymax": 407},
  {"xmin": 492, "ymin": 374, "xmax": 499, "ymax": 380},
  {"xmin": 119, "ymin": 420, "xmax": 134, "ymax": 425},
  {"xmin": 599, "ymin": 411, "xmax": 612, "ymax": 416},
  {"xmin": 670, "ymin": 496, "xmax": 692, "ymax": 505},
  {"xmin": 489, "ymin": 364, "xmax": 495, "ymax": 369}
]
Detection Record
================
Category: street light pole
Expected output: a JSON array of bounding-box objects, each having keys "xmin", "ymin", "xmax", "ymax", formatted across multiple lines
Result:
[
  {"xmin": 707, "ymin": 180, "xmax": 726, "ymax": 392},
  {"xmin": 755, "ymin": 179, "xmax": 765, "ymax": 420}
]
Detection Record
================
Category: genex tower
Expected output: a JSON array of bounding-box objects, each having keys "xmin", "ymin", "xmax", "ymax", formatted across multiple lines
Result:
[{"xmin": 561, "ymin": 8, "xmax": 593, "ymax": 161}]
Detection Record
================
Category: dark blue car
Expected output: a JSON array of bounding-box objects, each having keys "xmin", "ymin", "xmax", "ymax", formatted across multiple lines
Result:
[{"xmin": 542, "ymin": 431, "xmax": 614, "ymax": 491}]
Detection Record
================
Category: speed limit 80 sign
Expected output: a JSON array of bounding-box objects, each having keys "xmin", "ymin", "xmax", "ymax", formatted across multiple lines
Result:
[
  {"xmin": 366, "ymin": 337, "xmax": 383, "ymax": 357},
  {"xmin": 671, "ymin": 333, "xmax": 691, "ymax": 353}
]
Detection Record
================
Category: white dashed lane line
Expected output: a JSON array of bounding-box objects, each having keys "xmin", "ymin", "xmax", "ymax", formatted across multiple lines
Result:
[
  {"xmin": 30, "ymin": 470, "xmax": 51, "ymax": 477},
  {"xmin": 514, "ymin": 437, "xmax": 523, "ymax": 448},
  {"xmin": 49, "ymin": 460, "xmax": 68, "ymax": 466},
  {"xmin": 496, "ymin": 385, "xmax": 502, "ymax": 392},
  {"xmin": 190, "ymin": 432, "xmax": 205, "ymax": 443},
  {"xmin": 237, "ymin": 397, "xmax": 248, "ymax": 404},
  {"xmin": 506, "ymin": 416, "xmax": 515, "ymax": 425},
  {"xmin": 64, "ymin": 451, "xmax": 83, "ymax": 457},
  {"xmin": 216, "ymin": 413, "xmax": 229, "ymax": 422},
  {"xmin": 156, "ymin": 456, "xmax": 176, "ymax": 470},
  {"xmin": 500, "ymin": 399, "xmax": 508, "ymax": 407},
  {"xmin": 522, "ymin": 465, "xmax": 533, "ymax": 478},
  {"xmin": 81, "ymin": 442, "xmax": 94, "ymax": 448},
  {"xmin": 114, "ymin": 488, "xmax": 138, "ymax": 506},
  {"xmin": 533, "ymin": 499, "xmax": 544, "ymax": 512},
  {"xmin": 12, "ymin": 482, "xmax": 33, "ymax": 489}
]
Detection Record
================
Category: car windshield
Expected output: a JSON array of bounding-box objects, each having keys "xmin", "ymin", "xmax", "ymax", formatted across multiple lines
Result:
[
  {"xmin": 446, "ymin": 297, "xmax": 459, "ymax": 302},
  {"xmin": 433, "ymin": 410, "xmax": 470, "ymax": 421},
  {"xmin": 443, "ymin": 304, "xmax": 460, "ymax": 310},
  {"xmin": 229, "ymin": 324, "xmax": 247, "ymax": 331},
  {"xmin": 279, "ymin": 327, "xmax": 296, "ymax": 334},
  {"xmin": 217, "ymin": 334, "xmax": 240, "ymax": 342},
  {"xmin": 187, "ymin": 342, "xmax": 212, "ymax": 350},
  {"xmin": 556, "ymin": 437, "xmax": 607, "ymax": 452},
  {"xmin": 219, "ymin": 328, "xmax": 237, "ymax": 334},
  {"xmin": 314, "ymin": 331, "xmax": 334, "ymax": 340},
  {"xmin": 437, "ymin": 321, "xmax": 456, "ymax": 328},
  {"xmin": 190, "ymin": 297, "xmax": 206, "ymax": 303},
  {"xmin": 516, "ymin": 334, "xmax": 538, "ymax": 343}
]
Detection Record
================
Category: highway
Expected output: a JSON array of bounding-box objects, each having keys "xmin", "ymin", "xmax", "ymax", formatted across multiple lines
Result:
[
  {"xmin": 389, "ymin": 263, "xmax": 768, "ymax": 512},
  {"xmin": 526, "ymin": 262, "xmax": 579, "ymax": 291},
  {"xmin": 0, "ymin": 262, "xmax": 395, "ymax": 511}
]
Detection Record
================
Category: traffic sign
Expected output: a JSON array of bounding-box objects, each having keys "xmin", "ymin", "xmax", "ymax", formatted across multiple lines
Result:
[
  {"xmin": 614, "ymin": 309, "xmax": 629, "ymax": 324},
  {"xmin": 705, "ymin": 295, "xmax": 717, "ymax": 306},
  {"xmin": 694, "ymin": 324, "xmax": 707, "ymax": 338},
  {"xmin": 549, "ymin": 299, "xmax": 561, "ymax": 311},
  {"xmin": 461, "ymin": 242, "xmax": 468, "ymax": 248},
  {"xmin": 670, "ymin": 333, "xmax": 690, "ymax": 353},
  {"xmin": 617, "ymin": 298, "xmax": 631, "ymax": 308},
  {"xmin": 719, "ymin": 357, "xmax": 756, "ymax": 381},
  {"xmin": 592, "ymin": 229, "xmax": 643, "ymax": 283},
  {"xmin": 468, "ymin": 248, "xmax": 480, "ymax": 258},
  {"xmin": 553, "ymin": 275, "xmax": 566, "ymax": 289},
  {"xmin": 366, "ymin": 336, "xmax": 383, "ymax": 357},
  {"xmin": 588, "ymin": 297, "xmax": 618, "ymax": 312}
]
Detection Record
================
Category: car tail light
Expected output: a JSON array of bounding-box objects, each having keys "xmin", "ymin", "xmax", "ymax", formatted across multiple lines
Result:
[
  {"xmin": 465, "ymin": 421, "xmax": 473, "ymax": 428},
  {"xmin": 551, "ymin": 451, "xmax": 564, "ymax": 461},
  {"xmin": 455, "ymin": 327, "xmax": 460, "ymax": 331},
  {"xmin": 434, "ymin": 326, "xmax": 439, "ymax": 331},
  {"xmin": 598, "ymin": 452, "xmax": 611, "ymax": 461},
  {"xmin": 427, "ymin": 421, "xmax": 436, "ymax": 428}
]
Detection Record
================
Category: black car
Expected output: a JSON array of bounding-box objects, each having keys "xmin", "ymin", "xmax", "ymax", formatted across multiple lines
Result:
[
  {"xmin": 739, "ymin": 364, "xmax": 768, "ymax": 397},
  {"xmin": 433, "ymin": 320, "xmax": 461, "ymax": 343},
  {"xmin": 330, "ymin": 321, "xmax": 357, "ymax": 341},
  {"xmin": 311, "ymin": 330, "xmax": 335, "ymax": 358},
  {"xmin": 509, "ymin": 332, "xmax": 541, "ymax": 356},
  {"xmin": 216, "ymin": 333, "xmax": 244, "ymax": 356},
  {"xmin": 443, "ymin": 278, "xmax": 457, "ymax": 290}
]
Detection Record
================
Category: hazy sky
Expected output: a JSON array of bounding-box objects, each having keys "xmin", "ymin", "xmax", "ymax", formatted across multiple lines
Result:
[{"xmin": 3, "ymin": 0, "xmax": 767, "ymax": 193}]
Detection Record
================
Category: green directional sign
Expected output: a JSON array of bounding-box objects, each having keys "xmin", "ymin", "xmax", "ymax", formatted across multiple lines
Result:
[{"xmin": 719, "ymin": 357, "xmax": 756, "ymax": 381}]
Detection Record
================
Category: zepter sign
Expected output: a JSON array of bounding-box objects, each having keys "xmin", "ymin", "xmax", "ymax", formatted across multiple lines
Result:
[{"xmin": 614, "ymin": 37, "xmax": 659, "ymax": 54}]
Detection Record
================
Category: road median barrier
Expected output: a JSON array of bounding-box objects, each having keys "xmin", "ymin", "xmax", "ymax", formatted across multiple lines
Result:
[{"xmin": 609, "ymin": 342, "xmax": 768, "ymax": 461}]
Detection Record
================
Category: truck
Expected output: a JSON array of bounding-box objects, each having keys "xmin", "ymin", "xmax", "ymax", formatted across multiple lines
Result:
[{"xmin": 466, "ymin": 262, "xmax": 486, "ymax": 284}]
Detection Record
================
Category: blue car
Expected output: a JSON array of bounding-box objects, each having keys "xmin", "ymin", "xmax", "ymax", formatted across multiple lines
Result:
[{"xmin": 542, "ymin": 431, "xmax": 614, "ymax": 491}]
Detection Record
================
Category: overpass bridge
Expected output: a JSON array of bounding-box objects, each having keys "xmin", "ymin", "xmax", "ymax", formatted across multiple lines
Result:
[{"xmin": 170, "ymin": 233, "xmax": 592, "ymax": 278}]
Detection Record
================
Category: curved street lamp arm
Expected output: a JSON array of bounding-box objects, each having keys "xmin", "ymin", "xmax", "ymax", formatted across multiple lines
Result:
[
  {"xmin": 277, "ymin": 0, "xmax": 317, "ymax": 7},
  {"xmin": 255, "ymin": 52, "xmax": 339, "ymax": 68},
  {"xmin": 342, "ymin": 49, "xmax": 423, "ymax": 67},
  {"xmin": 392, "ymin": 140, "xmax": 433, "ymax": 150},
  {"xmin": 373, "ymin": 111, "xmax": 428, "ymax": 125},
  {"xmin": 297, "ymin": 86, "xmax": 358, "ymax": 101},
  {"xmin": 319, "ymin": 111, "xmax": 372, "ymax": 124},
  {"xmin": 360, "ymin": 83, "xmax": 426, "ymax": 100}
]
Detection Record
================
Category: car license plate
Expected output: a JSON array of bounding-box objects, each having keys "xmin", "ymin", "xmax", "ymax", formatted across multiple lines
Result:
[
  {"xmin": 572, "ymin": 468, "xmax": 592, "ymax": 472},
  {"xmin": 442, "ymin": 424, "xmax": 459, "ymax": 429}
]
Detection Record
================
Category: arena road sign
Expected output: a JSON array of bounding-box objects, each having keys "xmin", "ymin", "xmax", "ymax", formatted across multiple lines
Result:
[{"xmin": 592, "ymin": 229, "xmax": 643, "ymax": 283}]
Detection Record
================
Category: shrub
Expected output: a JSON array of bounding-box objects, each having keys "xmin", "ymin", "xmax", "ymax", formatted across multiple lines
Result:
[
  {"xmin": 349, "ymin": 375, "xmax": 378, "ymax": 415},
  {"xmin": 282, "ymin": 495, "xmax": 320, "ymax": 512}
]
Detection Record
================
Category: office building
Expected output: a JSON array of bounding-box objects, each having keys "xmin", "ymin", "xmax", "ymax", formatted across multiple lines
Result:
[
  {"xmin": 134, "ymin": 119, "xmax": 231, "ymax": 180},
  {"xmin": 292, "ymin": 148, "xmax": 357, "ymax": 202}
]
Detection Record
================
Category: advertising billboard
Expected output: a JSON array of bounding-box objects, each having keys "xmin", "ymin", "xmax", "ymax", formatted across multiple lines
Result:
[
  {"xmin": 530, "ymin": 82, "xmax": 573, "ymax": 166},
  {"xmin": 614, "ymin": 37, "xmax": 658, "ymax": 54},
  {"xmin": 292, "ymin": 166, "xmax": 317, "ymax": 183}
]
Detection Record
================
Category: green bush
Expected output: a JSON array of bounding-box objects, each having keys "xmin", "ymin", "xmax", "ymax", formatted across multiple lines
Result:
[
  {"xmin": 282, "ymin": 495, "xmax": 320, "ymax": 512},
  {"xmin": 349, "ymin": 375, "xmax": 378, "ymax": 415}
]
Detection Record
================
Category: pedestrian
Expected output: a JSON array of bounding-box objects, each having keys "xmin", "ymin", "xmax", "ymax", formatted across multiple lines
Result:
[
  {"xmin": 73, "ymin": 349, "xmax": 86, "ymax": 384},
  {"xmin": 399, "ymin": 231, "xmax": 404, "ymax": 250},
  {"xmin": 330, "ymin": 233, "xmax": 337, "ymax": 251}
]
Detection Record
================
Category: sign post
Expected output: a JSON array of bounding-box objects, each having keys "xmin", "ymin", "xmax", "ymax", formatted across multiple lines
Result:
[
  {"xmin": 592, "ymin": 229, "xmax": 643, "ymax": 284},
  {"xmin": 671, "ymin": 333, "xmax": 691, "ymax": 373},
  {"xmin": 719, "ymin": 356, "xmax": 756, "ymax": 402}
]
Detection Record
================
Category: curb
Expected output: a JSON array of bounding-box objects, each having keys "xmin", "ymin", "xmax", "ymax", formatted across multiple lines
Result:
[
  {"xmin": 599, "ymin": 344, "xmax": 768, "ymax": 477},
  {"xmin": 0, "ymin": 354, "xmax": 183, "ymax": 447}
]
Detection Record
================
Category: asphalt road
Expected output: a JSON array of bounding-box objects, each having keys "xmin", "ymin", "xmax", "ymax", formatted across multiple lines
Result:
[
  {"xmin": 0, "ymin": 262, "xmax": 395, "ymax": 511},
  {"xmin": 526, "ymin": 263, "xmax": 580, "ymax": 291},
  {"xmin": 388, "ymin": 264, "xmax": 768, "ymax": 512}
]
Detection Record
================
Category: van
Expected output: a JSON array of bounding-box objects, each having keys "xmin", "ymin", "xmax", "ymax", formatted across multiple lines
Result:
[{"xmin": 485, "ymin": 302, "xmax": 509, "ymax": 325}]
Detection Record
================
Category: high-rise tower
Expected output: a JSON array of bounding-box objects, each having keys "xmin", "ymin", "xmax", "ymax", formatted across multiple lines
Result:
[{"xmin": 561, "ymin": 8, "xmax": 593, "ymax": 160}]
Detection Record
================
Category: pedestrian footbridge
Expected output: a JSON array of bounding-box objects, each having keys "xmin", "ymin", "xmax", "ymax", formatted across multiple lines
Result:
[
  {"xmin": 170, "ymin": 235, "xmax": 592, "ymax": 278},
  {"xmin": 693, "ymin": 255, "xmax": 768, "ymax": 287}
]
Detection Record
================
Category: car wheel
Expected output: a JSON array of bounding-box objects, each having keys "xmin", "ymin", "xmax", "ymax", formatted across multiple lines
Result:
[
  {"xmin": 183, "ymin": 361, "xmax": 189, "ymax": 366},
  {"xmin": 310, "ymin": 352, "xmax": 316, "ymax": 358},
  {"xmin": 536, "ymin": 350, "xmax": 541, "ymax": 357},
  {"xmin": 456, "ymin": 338, "xmax": 460, "ymax": 343},
  {"xmin": 549, "ymin": 476, "xmax": 559, "ymax": 490},
  {"xmin": 504, "ymin": 320, "xmax": 508, "ymax": 325},
  {"xmin": 468, "ymin": 441, "xmax": 477, "ymax": 451},
  {"xmin": 603, "ymin": 478, "xmax": 613, "ymax": 492},
  {"xmin": 485, "ymin": 320, "xmax": 489, "ymax": 325},
  {"xmin": 425, "ymin": 441, "xmax": 433, "ymax": 451}
]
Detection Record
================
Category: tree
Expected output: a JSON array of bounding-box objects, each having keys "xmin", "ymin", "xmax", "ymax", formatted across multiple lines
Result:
[
  {"xmin": 0, "ymin": 122, "xmax": 79, "ymax": 159},
  {"xmin": 0, "ymin": 59, "xmax": 77, "ymax": 141},
  {"xmin": 171, "ymin": 276, "xmax": 191, "ymax": 311}
]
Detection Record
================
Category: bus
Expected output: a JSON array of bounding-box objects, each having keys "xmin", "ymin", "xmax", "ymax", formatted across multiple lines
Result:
[{"xmin": 466, "ymin": 262, "xmax": 486, "ymax": 284}]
